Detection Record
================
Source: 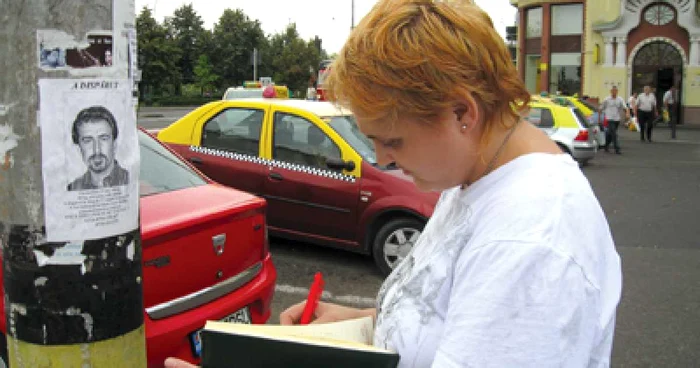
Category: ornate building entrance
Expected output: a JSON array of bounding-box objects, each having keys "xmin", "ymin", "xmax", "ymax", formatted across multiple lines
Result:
[{"xmin": 632, "ymin": 41, "xmax": 683, "ymax": 117}]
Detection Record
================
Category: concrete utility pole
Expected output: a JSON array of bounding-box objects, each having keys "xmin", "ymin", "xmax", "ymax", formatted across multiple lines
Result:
[
  {"xmin": 0, "ymin": 1, "xmax": 146, "ymax": 367},
  {"xmin": 351, "ymin": 0, "xmax": 356, "ymax": 30}
]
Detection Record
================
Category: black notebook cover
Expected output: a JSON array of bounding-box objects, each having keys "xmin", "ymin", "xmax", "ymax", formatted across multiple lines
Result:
[{"xmin": 201, "ymin": 328, "xmax": 400, "ymax": 368}]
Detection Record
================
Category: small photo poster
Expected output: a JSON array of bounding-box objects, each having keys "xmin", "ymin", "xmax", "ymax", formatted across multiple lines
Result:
[{"xmin": 39, "ymin": 79, "xmax": 139, "ymax": 242}]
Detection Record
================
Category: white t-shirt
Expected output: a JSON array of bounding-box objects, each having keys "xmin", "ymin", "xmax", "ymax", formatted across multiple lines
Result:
[
  {"xmin": 663, "ymin": 90, "xmax": 675, "ymax": 105},
  {"xmin": 636, "ymin": 93, "xmax": 656, "ymax": 112},
  {"xmin": 374, "ymin": 153, "xmax": 622, "ymax": 368},
  {"xmin": 600, "ymin": 96, "xmax": 627, "ymax": 121}
]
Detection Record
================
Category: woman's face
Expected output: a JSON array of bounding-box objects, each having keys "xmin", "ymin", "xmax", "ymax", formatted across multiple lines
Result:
[{"xmin": 357, "ymin": 107, "xmax": 481, "ymax": 192}]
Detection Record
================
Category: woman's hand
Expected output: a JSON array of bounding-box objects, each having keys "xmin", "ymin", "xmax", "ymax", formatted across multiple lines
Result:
[
  {"xmin": 279, "ymin": 300, "xmax": 376, "ymax": 325},
  {"xmin": 164, "ymin": 358, "xmax": 198, "ymax": 368}
]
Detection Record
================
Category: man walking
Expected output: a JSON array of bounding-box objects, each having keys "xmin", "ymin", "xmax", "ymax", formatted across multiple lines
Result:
[
  {"xmin": 663, "ymin": 85, "xmax": 677, "ymax": 139},
  {"xmin": 599, "ymin": 86, "xmax": 629, "ymax": 154},
  {"xmin": 636, "ymin": 85, "xmax": 658, "ymax": 142}
]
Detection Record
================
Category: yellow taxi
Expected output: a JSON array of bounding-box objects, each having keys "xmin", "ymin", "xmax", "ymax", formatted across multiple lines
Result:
[
  {"xmin": 525, "ymin": 99, "xmax": 598, "ymax": 165},
  {"xmin": 538, "ymin": 95, "xmax": 606, "ymax": 147}
]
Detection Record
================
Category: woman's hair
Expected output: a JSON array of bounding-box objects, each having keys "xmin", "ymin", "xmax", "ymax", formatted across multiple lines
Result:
[{"xmin": 325, "ymin": 0, "xmax": 530, "ymax": 142}]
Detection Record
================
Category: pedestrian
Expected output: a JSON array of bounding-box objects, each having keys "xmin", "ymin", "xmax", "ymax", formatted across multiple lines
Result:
[
  {"xmin": 636, "ymin": 85, "xmax": 658, "ymax": 142},
  {"xmin": 663, "ymin": 85, "xmax": 677, "ymax": 139},
  {"xmin": 599, "ymin": 85, "xmax": 629, "ymax": 154},
  {"xmin": 628, "ymin": 92, "xmax": 638, "ymax": 120},
  {"xmin": 165, "ymin": 0, "xmax": 621, "ymax": 367},
  {"xmin": 306, "ymin": 82, "xmax": 318, "ymax": 101}
]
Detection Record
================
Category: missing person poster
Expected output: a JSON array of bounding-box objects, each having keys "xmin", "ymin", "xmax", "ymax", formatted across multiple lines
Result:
[{"xmin": 39, "ymin": 79, "xmax": 139, "ymax": 242}]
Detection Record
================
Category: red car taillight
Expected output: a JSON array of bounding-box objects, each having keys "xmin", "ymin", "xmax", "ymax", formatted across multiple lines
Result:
[{"xmin": 574, "ymin": 130, "xmax": 589, "ymax": 142}]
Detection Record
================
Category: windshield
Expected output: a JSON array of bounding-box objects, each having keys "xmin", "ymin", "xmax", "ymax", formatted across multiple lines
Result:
[
  {"xmin": 139, "ymin": 130, "xmax": 207, "ymax": 197},
  {"xmin": 323, "ymin": 115, "xmax": 377, "ymax": 165}
]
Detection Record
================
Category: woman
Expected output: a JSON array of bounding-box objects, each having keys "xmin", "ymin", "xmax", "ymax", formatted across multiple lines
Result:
[{"xmin": 165, "ymin": 1, "xmax": 621, "ymax": 367}]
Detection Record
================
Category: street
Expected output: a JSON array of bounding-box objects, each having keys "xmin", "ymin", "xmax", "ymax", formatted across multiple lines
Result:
[{"xmin": 140, "ymin": 108, "xmax": 700, "ymax": 367}]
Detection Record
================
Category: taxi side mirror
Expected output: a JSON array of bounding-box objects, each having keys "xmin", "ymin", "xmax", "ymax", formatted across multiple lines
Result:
[{"xmin": 326, "ymin": 158, "xmax": 356, "ymax": 172}]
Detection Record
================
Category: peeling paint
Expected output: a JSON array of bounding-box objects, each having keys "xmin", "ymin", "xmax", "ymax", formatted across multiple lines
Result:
[
  {"xmin": 10, "ymin": 303, "xmax": 28, "ymax": 316},
  {"xmin": 0, "ymin": 124, "xmax": 21, "ymax": 169},
  {"xmin": 64, "ymin": 307, "xmax": 94, "ymax": 340},
  {"xmin": 0, "ymin": 102, "xmax": 17, "ymax": 116},
  {"xmin": 80, "ymin": 343, "xmax": 91, "ymax": 368},
  {"xmin": 34, "ymin": 277, "xmax": 48, "ymax": 287},
  {"xmin": 127, "ymin": 241, "xmax": 134, "ymax": 260},
  {"xmin": 33, "ymin": 242, "xmax": 86, "ymax": 267}
]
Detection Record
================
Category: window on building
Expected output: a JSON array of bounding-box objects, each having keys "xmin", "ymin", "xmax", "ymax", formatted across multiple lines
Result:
[
  {"xmin": 525, "ymin": 54, "xmax": 541, "ymax": 94},
  {"xmin": 551, "ymin": 4, "xmax": 584, "ymax": 36},
  {"xmin": 549, "ymin": 53, "xmax": 581, "ymax": 96},
  {"xmin": 526, "ymin": 7, "xmax": 543, "ymax": 38}
]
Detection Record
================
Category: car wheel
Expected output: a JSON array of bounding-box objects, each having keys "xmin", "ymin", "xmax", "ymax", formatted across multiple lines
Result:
[{"xmin": 372, "ymin": 218, "xmax": 424, "ymax": 276}]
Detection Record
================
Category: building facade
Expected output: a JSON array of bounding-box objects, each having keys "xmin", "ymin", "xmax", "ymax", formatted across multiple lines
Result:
[{"xmin": 511, "ymin": 0, "xmax": 700, "ymax": 125}]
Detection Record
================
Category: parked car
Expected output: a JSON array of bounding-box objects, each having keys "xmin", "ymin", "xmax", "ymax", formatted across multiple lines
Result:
[
  {"xmin": 525, "ymin": 100, "xmax": 598, "ymax": 165},
  {"xmin": 0, "ymin": 129, "xmax": 277, "ymax": 367},
  {"xmin": 157, "ymin": 99, "xmax": 440, "ymax": 275},
  {"xmin": 548, "ymin": 95, "xmax": 606, "ymax": 148}
]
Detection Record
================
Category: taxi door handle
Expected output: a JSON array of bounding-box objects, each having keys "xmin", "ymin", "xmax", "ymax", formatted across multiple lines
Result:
[
  {"xmin": 269, "ymin": 172, "xmax": 284, "ymax": 181},
  {"xmin": 188, "ymin": 157, "xmax": 203, "ymax": 165}
]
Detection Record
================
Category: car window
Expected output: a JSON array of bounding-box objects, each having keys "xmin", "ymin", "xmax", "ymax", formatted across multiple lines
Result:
[
  {"xmin": 201, "ymin": 108, "xmax": 263, "ymax": 156},
  {"xmin": 139, "ymin": 130, "xmax": 207, "ymax": 197},
  {"xmin": 578, "ymin": 99, "xmax": 597, "ymax": 111},
  {"xmin": 272, "ymin": 112, "xmax": 342, "ymax": 169},
  {"xmin": 324, "ymin": 115, "xmax": 377, "ymax": 165},
  {"xmin": 525, "ymin": 107, "xmax": 554, "ymax": 128},
  {"xmin": 572, "ymin": 108, "xmax": 590, "ymax": 128}
]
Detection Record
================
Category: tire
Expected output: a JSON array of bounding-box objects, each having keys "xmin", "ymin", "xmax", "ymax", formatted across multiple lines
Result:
[{"xmin": 372, "ymin": 218, "xmax": 425, "ymax": 276}]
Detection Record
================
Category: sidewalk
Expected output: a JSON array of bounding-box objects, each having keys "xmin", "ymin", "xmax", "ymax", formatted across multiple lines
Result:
[{"xmin": 618, "ymin": 123, "xmax": 700, "ymax": 144}]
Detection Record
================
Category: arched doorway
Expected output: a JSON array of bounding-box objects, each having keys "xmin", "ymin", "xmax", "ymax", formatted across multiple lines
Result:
[{"xmin": 632, "ymin": 41, "xmax": 684, "ymax": 122}]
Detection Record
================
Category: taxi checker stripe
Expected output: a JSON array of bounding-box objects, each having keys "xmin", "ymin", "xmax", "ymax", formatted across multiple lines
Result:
[{"xmin": 189, "ymin": 146, "xmax": 356, "ymax": 183}]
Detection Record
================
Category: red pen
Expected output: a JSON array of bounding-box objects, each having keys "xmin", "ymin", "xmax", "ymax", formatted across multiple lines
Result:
[{"xmin": 300, "ymin": 272, "xmax": 324, "ymax": 325}]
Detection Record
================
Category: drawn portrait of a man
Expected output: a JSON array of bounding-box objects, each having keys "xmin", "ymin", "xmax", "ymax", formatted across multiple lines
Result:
[{"xmin": 67, "ymin": 106, "xmax": 129, "ymax": 191}]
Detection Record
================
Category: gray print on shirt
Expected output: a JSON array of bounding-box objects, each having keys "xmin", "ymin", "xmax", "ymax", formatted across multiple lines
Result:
[{"xmin": 375, "ymin": 200, "xmax": 473, "ymax": 350}]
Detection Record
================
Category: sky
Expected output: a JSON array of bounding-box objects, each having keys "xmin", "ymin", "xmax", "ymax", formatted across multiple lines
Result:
[{"xmin": 135, "ymin": 0, "xmax": 517, "ymax": 54}]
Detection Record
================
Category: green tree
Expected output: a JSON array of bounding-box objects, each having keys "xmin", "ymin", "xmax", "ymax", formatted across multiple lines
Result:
[
  {"xmin": 210, "ymin": 9, "xmax": 267, "ymax": 89},
  {"xmin": 194, "ymin": 55, "xmax": 219, "ymax": 95},
  {"xmin": 165, "ymin": 4, "xmax": 207, "ymax": 88},
  {"xmin": 136, "ymin": 7, "xmax": 182, "ymax": 98},
  {"xmin": 265, "ymin": 24, "xmax": 324, "ymax": 94}
]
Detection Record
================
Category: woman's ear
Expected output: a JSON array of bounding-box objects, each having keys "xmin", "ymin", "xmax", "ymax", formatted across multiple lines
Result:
[{"xmin": 452, "ymin": 92, "xmax": 481, "ymax": 132}]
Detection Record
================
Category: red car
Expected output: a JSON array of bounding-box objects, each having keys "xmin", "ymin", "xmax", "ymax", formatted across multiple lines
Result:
[
  {"xmin": 158, "ymin": 99, "xmax": 439, "ymax": 275},
  {"xmin": 0, "ymin": 129, "xmax": 276, "ymax": 367}
]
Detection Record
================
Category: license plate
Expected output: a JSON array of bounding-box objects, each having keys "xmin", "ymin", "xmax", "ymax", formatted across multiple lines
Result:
[{"xmin": 189, "ymin": 307, "xmax": 251, "ymax": 358}]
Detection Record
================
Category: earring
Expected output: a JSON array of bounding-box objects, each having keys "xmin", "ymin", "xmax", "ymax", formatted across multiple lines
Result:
[{"xmin": 461, "ymin": 124, "xmax": 467, "ymax": 131}]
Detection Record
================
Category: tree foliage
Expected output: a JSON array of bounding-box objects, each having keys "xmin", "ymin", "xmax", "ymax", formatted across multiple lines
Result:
[
  {"xmin": 264, "ymin": 24, "xmax": 323, "ymax": 93},
  {"xmin": 165, "ymin": 4, "xmax": 207, "ymax": 87},
  {"xmin": 194, "ymin": 55, "xmax": 219, "ymax": 94},
  {"xmin": 211, "ymin": 9, "xmax": 267, "ymax": 89},
  {"xmin": 136, "ymin": 7, "xmax": 182, "ymax": 97},
  {"xmin": 136, "ymin": 6, "xmax": 329, "ymax": 100}
]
